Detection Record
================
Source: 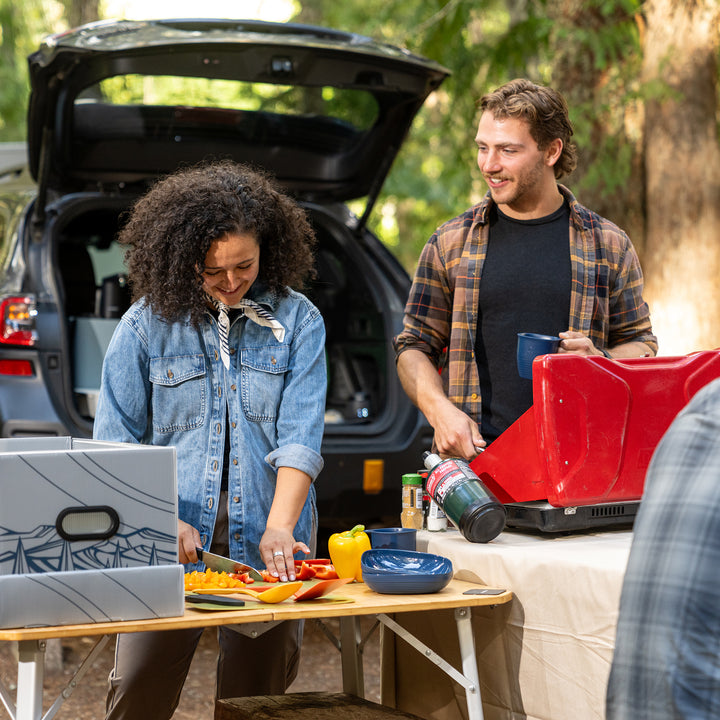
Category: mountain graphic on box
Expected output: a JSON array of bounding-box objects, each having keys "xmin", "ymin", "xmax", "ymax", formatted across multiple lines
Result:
[{"xmin": 0, "ymin": 524, "xmax": 176, "ymax": 574}]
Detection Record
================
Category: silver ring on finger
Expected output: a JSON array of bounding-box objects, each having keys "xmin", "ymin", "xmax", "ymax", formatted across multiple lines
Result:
[{"xmin": 272, "ymin": 550, "xmax": 283, "ymax": 557}]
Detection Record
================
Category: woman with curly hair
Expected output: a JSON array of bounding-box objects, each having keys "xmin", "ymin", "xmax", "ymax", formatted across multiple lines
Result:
[{"xmin": 94, "ymin": 160, "xmax": 326, "ymax": 719}]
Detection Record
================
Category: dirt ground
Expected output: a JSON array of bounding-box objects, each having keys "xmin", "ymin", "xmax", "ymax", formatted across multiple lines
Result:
[{"xmin": 0, "ymin": 617, "xmax": 381, "ymax": 719}]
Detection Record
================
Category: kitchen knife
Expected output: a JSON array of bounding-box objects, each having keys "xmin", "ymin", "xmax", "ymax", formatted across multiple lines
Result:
[
  {"xmin": 186, "ymin": 593, "xmax": 246, "ymax": 607},
  {"xmin": 196, "ymin": 548, "xmax": 263, "ymax": 582}
]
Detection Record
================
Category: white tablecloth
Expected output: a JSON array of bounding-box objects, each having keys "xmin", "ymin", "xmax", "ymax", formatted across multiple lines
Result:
[{"xmin": 382, "ymin": 527, "xmax": 633, "ymax": 720}]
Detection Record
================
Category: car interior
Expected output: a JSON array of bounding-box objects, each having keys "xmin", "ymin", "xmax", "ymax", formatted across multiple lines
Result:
[{"xmin": 56, "ymin": 206, "xmax": 387, "ymax": 427}]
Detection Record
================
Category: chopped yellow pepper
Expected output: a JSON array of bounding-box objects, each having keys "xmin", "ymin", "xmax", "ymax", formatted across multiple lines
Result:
[
  {"xmin": 328, "ymin": 524, "xmax": 371, "ymax": 582},
  {"xmin": 184, "ymin": 570, "xmax": 246, "ymax": 591}
]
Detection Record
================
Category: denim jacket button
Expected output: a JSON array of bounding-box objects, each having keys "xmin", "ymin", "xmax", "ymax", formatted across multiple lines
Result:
[
  {"xmin": 271, "ymin": 356, "xmax": 277, "ymax": 365},
  {"xmin": 167, "ymin": 370, "xmax": 173, "ymax": 379},
  {"xmin": 231, "ymin": 384, "xmax": 237, "ymax": 391},
  {"xmin": 212, "ymin": 460, "xmax": 218, "ymax": 471},
  {"xmin": 208, "ymin": 498, "xmax": 213, "ymax": 509},
  {"xmin": 232, "ymin": 496, "xmax": 240, "ymax": 503}
]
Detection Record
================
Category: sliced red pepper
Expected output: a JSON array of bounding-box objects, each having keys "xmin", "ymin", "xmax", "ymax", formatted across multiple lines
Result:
[
  {"xmin": 295, "ymin": 558, "xmax": 333, "ymax": 566},
  {"xmin": 229, "ymin": 572, "xmax": 254, "ymax": 584},
  {"xmin": 294, "ymin": 562, "xmax": 317, "ymax": 581},
  {"xmin": 259, "ymin": 570, "xmax": 279, "ymax": 583},
  {"xmin": 313, "ymin": 565, "xmax": 339, "ymax": 580}
]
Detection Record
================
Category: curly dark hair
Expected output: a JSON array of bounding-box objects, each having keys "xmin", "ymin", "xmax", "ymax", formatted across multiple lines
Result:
[
  {"xmin": 119, "ymin": 160, "xmax": 317, "ymax": 325},
  {"xmin": 479, "ymin": 78, "xmax": 577, "ymax": 179}
]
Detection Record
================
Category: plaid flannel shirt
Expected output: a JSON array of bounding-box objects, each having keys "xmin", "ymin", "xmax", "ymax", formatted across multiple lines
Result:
[
  {"xmin": 607, "ymin": 378, "xmax": 720, "ymax": 719},
  {"xmin": 393, "ymin": 185, "xmax": 657, "ymax": 423}
]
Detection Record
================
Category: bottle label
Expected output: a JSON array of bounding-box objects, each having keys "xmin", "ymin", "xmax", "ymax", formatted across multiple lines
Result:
[
  {"xmin": 401, "ymin": 486, "xmax": 412, "ymax": 509},
  {"xmin": 427, "ymin": 498, "xmax": 448, "ymax": 531},
  {"xmin": 426, "ymin": 459, "xmax": 476, "ymax": 504}
]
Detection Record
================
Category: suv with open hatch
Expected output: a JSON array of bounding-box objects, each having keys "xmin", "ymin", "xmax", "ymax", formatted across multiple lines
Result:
[{"xmin": 0, "ymin": 18, "xmax": 448, "ymax": 528}]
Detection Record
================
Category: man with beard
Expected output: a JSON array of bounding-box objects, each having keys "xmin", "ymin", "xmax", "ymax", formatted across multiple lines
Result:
[{"xmin": 393, "ymin": 78, "xmax": 656, "ymax": 459}]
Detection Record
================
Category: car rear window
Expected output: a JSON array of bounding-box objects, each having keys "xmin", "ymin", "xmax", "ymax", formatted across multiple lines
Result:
[{"xmin": 73, "ymin": 75, "xmax": 379, "ymax": 155}]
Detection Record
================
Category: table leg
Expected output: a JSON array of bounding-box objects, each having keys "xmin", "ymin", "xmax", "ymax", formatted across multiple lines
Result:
[
  {"xmin": 455, "ymin": 607, "xmax": 484, "ymax": 720},
  {"xmin": 44, "ymin": 635, "xmax": 110, "ymax": 720},
  {"xmin": 338, "ymin": 616, "xmax": 364, "ymax": 697},
  {"xmin": 0, "ymin": 669, "xmax": 17, "ymax": 719},
  {"xmin": 16, "ymin": 639, "xmax": 45, "ymax": 720},
  {"xmin": 376, "ymin": 609, "xmax": 485, "ymax": 720}
]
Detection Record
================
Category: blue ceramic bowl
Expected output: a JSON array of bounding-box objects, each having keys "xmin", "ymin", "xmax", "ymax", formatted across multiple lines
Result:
[
  {"xmin": 366, "ymin": 527, "xmax": 417, "ymax": 551},
  {"xmin": 361, "ymin": 549, "xmax": 453, "ymax": 594}
]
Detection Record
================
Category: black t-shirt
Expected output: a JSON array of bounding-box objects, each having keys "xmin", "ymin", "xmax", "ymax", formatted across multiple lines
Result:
[{"xmin": 475, "ymin": 201, "xmax": 571, "ymax": 442}]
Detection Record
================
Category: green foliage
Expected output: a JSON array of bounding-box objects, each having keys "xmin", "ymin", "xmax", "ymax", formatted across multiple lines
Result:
[
  {"xmin": 295, "ymin": 0, "xmax": 559, "ymax": 267},
  {"xmin": 3, "ymin": 0, "xmax": 696, "ymax": 270},
  {"xmin": 0, "ymin": 1, "xmax": 35, "ymax": 140},
  {"xmin": 0, "ymin": 0, "xmax": 98, "ymax": 140},
  {"xmin": 291, "ymin": 0, "xmax": 657, "ymax": 268}
]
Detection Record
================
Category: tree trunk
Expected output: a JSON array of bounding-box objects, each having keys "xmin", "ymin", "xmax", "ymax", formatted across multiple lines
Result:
[
  {"xmin": 547, "ymin": 0, "xmax": 646, "ymax": 257},
  {"xmin": 65, "ymin": 0, "xmax": 100, "ymax": 29},
  {"xmin": 642, "ymin": 0, "xmax": 720, "ymax": 355}
]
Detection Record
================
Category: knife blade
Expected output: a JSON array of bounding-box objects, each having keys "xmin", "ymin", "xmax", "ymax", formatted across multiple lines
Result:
[{"xmin": 196, "ymin": 548, "xmax": 263, "ymax": 582}]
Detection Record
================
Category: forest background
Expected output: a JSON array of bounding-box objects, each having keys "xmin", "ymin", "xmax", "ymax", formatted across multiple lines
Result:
[{"xmin": 1, "ymin": 0, "xmax": 719, "ymax": 356}]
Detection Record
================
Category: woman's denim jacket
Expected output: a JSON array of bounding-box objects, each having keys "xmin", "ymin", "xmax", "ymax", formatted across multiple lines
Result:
[{"xmin": 93, "ymin": 284, "xmax": 326, "ymax": 571}]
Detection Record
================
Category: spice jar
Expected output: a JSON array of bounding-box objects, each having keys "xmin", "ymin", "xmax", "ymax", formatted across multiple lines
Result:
[{"xmin": 400, "ymin": 473, "xmax": 424, "ymax": 530}]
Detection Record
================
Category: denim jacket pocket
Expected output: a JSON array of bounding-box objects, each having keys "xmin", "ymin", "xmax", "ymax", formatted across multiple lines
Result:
[
  {"xmin": 149, "ymin": 354, "xmax": 207, "ymax": 433},
  {"xmin": 240, "ymin": 345, "xmax": 289, "ymax": 421}
]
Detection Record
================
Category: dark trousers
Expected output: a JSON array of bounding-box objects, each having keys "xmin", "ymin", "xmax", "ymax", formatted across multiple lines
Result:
[
  {"xmin": 105, "ymin": 620, "xmax": 302, "ymax": 719},
  {"xmin": 105, "ymin": 491, "xmax": 307, "ymax": 719}
]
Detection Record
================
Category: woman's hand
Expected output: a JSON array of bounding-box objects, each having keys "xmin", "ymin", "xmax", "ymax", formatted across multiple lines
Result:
[
  {"xmin": 261, "ymin": 466, "xmax": 313, "ymax": 581},
  {"xmin": 177, "ymin": 519, "xmax": 202, "ymax": 564},
  {"xmin": 260, "ymin": 527, "xmax": 310, "ymax": 582}
]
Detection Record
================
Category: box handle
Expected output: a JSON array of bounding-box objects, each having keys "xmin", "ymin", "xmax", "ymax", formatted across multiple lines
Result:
[{"xmin": 56, "ymin": 505, "xmax": 120, "ymax": 541}]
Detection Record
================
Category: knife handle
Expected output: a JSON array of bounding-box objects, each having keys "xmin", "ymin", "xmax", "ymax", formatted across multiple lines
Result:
[{"xmin": 186, "ymin": 594, "xmax": 245, "ymax": 607}]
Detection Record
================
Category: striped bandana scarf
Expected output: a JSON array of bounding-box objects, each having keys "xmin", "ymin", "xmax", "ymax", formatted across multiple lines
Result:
[{"xmin": 207, "ymin": 295, "xmax": 286, "ymax": 369}]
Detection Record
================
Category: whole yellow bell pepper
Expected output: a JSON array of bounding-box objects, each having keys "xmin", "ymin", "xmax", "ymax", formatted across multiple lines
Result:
[{"xmin": 328, "ymin": 524, "xmax": 371, "ymax": 581}]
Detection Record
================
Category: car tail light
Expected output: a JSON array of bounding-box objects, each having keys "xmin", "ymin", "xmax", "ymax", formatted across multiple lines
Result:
[
  {"xmin": 0, "ymin": 296, "xmax": 37, "ymax": 346},
  {"xmin": 0, "ymin": 359, "xmax": 33, "ymax": 376}
]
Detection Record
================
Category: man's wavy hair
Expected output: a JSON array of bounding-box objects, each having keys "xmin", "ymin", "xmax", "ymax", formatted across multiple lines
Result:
[
  {"xmin": 119, "ymin": 160, "xmax": 317, "ymax": 325},
  {"xmin": 479, "ymin": 78, "xmax": 577, "ymax": 179}
]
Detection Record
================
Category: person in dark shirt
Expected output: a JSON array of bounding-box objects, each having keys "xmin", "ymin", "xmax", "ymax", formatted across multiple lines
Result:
[{"xmin": 393, "ymin": 78, "xmax": 656, "ymax": 458}]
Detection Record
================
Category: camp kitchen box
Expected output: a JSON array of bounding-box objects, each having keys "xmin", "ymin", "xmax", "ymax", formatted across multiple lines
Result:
[{"xmin": 0, "ymin": 437, "xmax": 183, "ymax": 628}]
